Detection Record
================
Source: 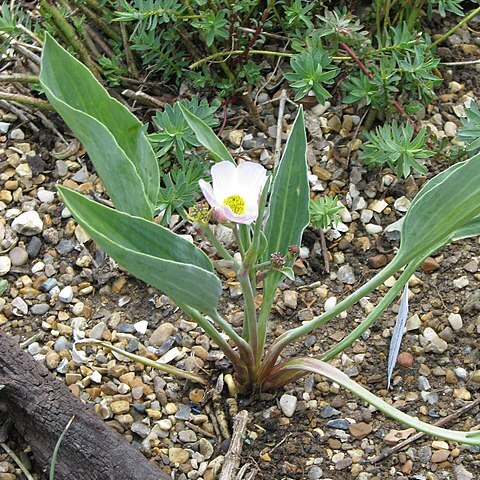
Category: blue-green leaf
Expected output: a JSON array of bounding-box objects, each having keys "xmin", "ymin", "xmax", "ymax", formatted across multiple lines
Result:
[
  {"xmin": 58, "ymin": 186, "xmax": 222, "ymax": 315},
  {"xmin": 262, "ymin": 107, "xmax": 309, "ymax": 289},
  {"xmin": 40, "ymin": 34, "xmax": 159, "ymax": 219},
  {"xmin": 179, "ymin": 103, "xmax": 234, "ymax": 163}
]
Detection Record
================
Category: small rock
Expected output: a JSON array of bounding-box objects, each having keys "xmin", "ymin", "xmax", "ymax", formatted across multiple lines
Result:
[
  {"xmin": 169, "ymin": 447, "xmax": 190, "ymax": 465},
  {"xmin": 89, "ymin": 321, "xmax": 107, "ymax": 339},
  {"xmin": 131, "ymin": 422, "xmax": 151, "ymax": 438},
  {"xmin": 11, "ymin": 211, "xmax": 43, "ymax": 235},
  {"xmin": 150, "ymin": 323, "xmax": 177, "ymax": 346},
  {"xmin": 397, "ymin": 352, "xmax": 413, "ymax": 367},
  {"xmin": 110, "ymin": 400, "xmax": 130, "ymax": 414},
  {"xmin": 444, "ymin": 121, "xmax": 457, "ymax": 138},
  {"xmin": 326, "ymin": 418, "xmax": 350, "ymax": 430},
  {"xmin": 178, "ymin": 430, "xmax": 197, "ymax": 443},
  {"xmin": 421, "ymin": 257, "xmax": 440, "ymax": 273},
  {"xmin": 431, "ymin": 449, "xmax": 450, "ymax": 463},
  {"xmin": 283, "ymin": 290, "xmax": 298, "ymax": 309},
  {"xmin": 59, "ymin": 286, "xmax": 74, "ymax": 303},
  {"xmin": 337, "ymin": 264, "xmax": 356, "ymax": 284},
  {"xmin": 448, "ymin": 313, "xmax": 463, "ymax": 331},
  {"xmin": 423, "ymin": 327, "xmax": 448, "ymax": 354},
  {"xmin": 348, "ymin": 422, "xmax": 372, "ymax": 439},
  {"xmin": 324, "ymin": 297, "xmax": 337, "ymax": 311},
  {"xmin": 365, "ymin": 224, "xmax": 382, "ymax": 235},
  {"xmin": 10, "ymin": 128, "xmax": 25, "ymax": 140},
  {"xmin": 394, "ymin": 196, "xmax": 411, "ymax": 213},
  {"xmin": 28, "ymin": 342, "xmax": 41, "ymax": 355},
  {"xmin": 37, "ymin": 190, "xmax": 55, "ymax": 203},
  {"xmin": 453, "ymin": 276, "xmax": 469, "ymax": 289},
  {"xmin": 454, "ymin": 464, "xmax": 474, "ymax": 480},
  {"xmin": 406, "ymin": 314, "xmax": 421, "ymax": 331},
  {"xmin": 0, "ymin": 256, "xmax": 11, "ymax": 275},
  {"xmin": 279, "ymin": 393, "xmax": 297, "ymax": 417},
  {"xmin": 368, "ymin": 254, "xmax": 388, "ymax": 269},
  {"xmin": 134, "ymin": 320, "xmax": 149, "ymax": 335},
  {"xmin": 8, "ymin": 247, "xmax": 28, "ymax": 266}
]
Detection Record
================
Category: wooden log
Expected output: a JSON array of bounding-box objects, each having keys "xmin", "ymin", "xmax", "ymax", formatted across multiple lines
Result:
[{"xmin": 0, "ymin": 330, "xmax": 169, "ymax": 480}]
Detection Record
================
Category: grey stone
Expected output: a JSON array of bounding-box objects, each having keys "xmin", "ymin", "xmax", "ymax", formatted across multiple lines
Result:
[
  {"xmin": 8, "ymin": 247, "xmax": 28, "ymax": 266},
  {"xmin": 337, "ymin": 264, "xmax": 356, "ymax": 284},
  {"xmin": 150, "ymin": 322, "xmax": 176, "ymax": 346},
  {"xmin": 175, "ymin": 404, "xmax": 191, "ymax": 421},
  {"xmin": 320, "ymin": 406, "xmax": 340, "ymax": 418},
  {"xmin": 27, "ymin": 342, "xmax": 41, "ymax": 355},
  {"xmin": 279, "ymin": 393, "xmax": 297, "ymax": 417},
  {"xmin": 54, "ymin": 336, "xmax": 71, "ymax": 352},
  {"xmin": 27, "ymin": 236, "xmax": 42, "ymax": 258},
  {"xmin": 0, "ymin": 256, "xmax": 11, "ymax": 275},
  {"xmin": 117, "ymin": 323, "xmax": 136, "ymax": 334},
  {"xmin": 308, "ymin": 466, "xmax": 323, "ymax": 480},
  {"xmin": 131, "ymin": 422, "xmax": 151, "ymax": 438},
  {"xmin": 56, "ymin": 239, "xmax": 76, "ymax": 255},
  {"xmin": 384, "ymin": 218, "xmax": 404, "ymax": 242},
  {"xmin": 0, "ymin": 122, "xmax": 11, "ymax": 134},
  {"xmin": 31, "ymin": 303, "xmax": 50, "ymax": 315},
  {"xmin": 178, "ymin": 430, "xmax": 197, "ymax": 443},
  {"xmin": 89, "ymin": 321, "xmax": 107, "ymax": 339},
  {"xmin": 12, "ymin": 211, "xmax": 43, "ymax": 235},
  {"xmin": 326, "ymin": 419, "xmax": 350, "ymax": 430},
  {"xmin": 12, "ymin": 297, "xmax": 28, "ymax": 315},
  {"xmin": 9, "ymin": 128, "xmax": 25, "ymax": 140},
  {"xmin": 454, "ymin": 465, "xmax": 474, "ymax": 480},
  {"xmin": 40, "ymin": 278, "xmax": 57, "ymax": 292},
  {"xmin": 37, "ymin": 190, "xmax": 55, "ymax": 203},
  {"xmin": 58, "ymin": 286, "xmax": 74, "ymax": 303}
]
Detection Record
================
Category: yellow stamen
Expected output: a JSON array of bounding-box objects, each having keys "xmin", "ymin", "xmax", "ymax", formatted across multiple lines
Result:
[{"xmin": 223, "ymin": 195, "xmax": 246, "ymax": 215}]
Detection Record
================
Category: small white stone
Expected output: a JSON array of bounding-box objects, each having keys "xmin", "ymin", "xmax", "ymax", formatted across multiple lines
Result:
[
  {"xmin": 12, "ymin": 296, "xmax": 28, "ymax": 315},
  {"xmin": 31, "ymin": 262, "xmax": 45, "ymax": 273},
  {"xmin": 37, "ymin": 190, "xmax": 56, "ymax": 203},
  {"xmin": 360, "ymin": 209, "xmax": 373, "ymax": 224},
  {"xmin": 311, "ymin": 101, "xmax": 331, "ymax": 116},
  {"xmin": 134, "ymin": 320, "xmax": 149, "ymax": 335},
  {"xmin": 370, "ymin": 199, "xmax": 388, "ymax": 213},
  {"xmin": 338, "ymin": 207, "xmax": 352, "ymax": 223},
  {"xmin": 324, "ymin": 296, "xmax": 337, "ymax": 312},
  {"xmin": 448, "ymin": 313, "xmax": 463, "ymax": 331},
  {"xmin": 15, "ymin": 163, "xmax": 32, "ymax": 179},
  {"xmin": 365, "ymin": 223, "xmax": 383, "ymax": 235},
  {"xmin": 0, "ymin": 256, "xmax": 11, "ymax": 275},
  {"xmin": 11, "ymin": 211, "xmax": 43, "ymax": 235},
  {"xmin": 453, "ymin": 276, "xmax": 469, "ymax": 289},
  {"xmin": 406, "ymin": 314, "xmax": 422, "ymax": 331},
  {"xmin": 279, "ymin": 393, "xmax": 297, "ymax": 417},
  {"xmin": 59, "ymin": 286, "xmax": 74, "ymax": 303},
  {"xmin": 444, "ymin": 121, "xmax": 457, "ymax": 138},
  {"xmin": 394, "ymin": 196, "xmax": 411, "ymax": 213},
  {"xmin": 90, "ymin": 370, "xmax": 102, "ymax": 383},
  {"xmin": 0, "ymin": 122, "xmax": 11, "ymax": 134},
  {"xmin": 89, "ymin": 321, "xmax": 107, "ymax": 339},
  {"xmin": 10, "ymin": 128, "xmax": 25, "ymax": 140}
]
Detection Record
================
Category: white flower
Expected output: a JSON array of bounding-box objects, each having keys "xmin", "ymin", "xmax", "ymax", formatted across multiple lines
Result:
[{"xmin": 199, "ymin": 161, "xmax": 267, "ymax": 224}]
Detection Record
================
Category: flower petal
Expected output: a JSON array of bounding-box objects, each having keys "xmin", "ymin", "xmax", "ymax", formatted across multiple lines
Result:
[
  {"xmin": 211, "ymin": 161, "xmax": 237, "ymax": 203},
  {"xmin": 235, "ymin": 161, "xmax": 268, "ymax": 204},
  {"xmin": 222, "ymin": 205, "xmax": 257, "ymax": 225},
  {"xmin": 199, "ymin": 179, "xmax": 221, "ymax": 209}
]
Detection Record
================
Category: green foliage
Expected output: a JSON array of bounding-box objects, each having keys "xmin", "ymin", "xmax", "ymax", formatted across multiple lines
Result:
[
  {"xmin": 150, "ymin": 97, "xmax": 220, "ymax": 162},
  {"xmin": 427, "ymin": 0, "xmax": 463, "ymax": 18},
  {"xmin": 359, "ymin": 121, "xmax": 433, "ymax": 178},
  {"xmin": 457, "ymin": 102, "xmax": 480, "ymax": 154},
  {"xmin": 284, "ymin": 48, "xmax": 339, "ymax": 102},
  {"xmin": 40, "ymin": 34, "xmax": 159, "ymax": 219},
  {"xmin": 309, "ymin": 196, "xmax": 343, "ymax": 230},
  {"xmin": 192, "ymin": 10, "xmax": 229, "ymax": 47},
  {"xmin": 156, "ymin": 155, "xmax": 208, "ymax": 224},
  {"xmin": 0, "ymin": 280, "xmax": 8, "ymax": 296}
]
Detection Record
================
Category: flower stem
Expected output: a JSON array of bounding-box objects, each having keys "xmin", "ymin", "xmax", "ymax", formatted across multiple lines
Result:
[
  {"xmin": 198, "ymin": 223, "xmax": 234, "ymax": 261},
  {"xmin": 430, "ymin": 6, "xmax": 480, "ymax": 50}
]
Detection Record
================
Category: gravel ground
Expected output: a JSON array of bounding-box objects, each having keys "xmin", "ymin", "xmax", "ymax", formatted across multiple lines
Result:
[{"xmin": 1, "ymin": 18, "xmax": 480, "ymax": 480}]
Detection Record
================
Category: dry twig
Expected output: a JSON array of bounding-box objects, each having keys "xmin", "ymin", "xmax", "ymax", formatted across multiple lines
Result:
[{"xmin": 219, "ymin": 410, "xmax": 249, "ymax": 480}]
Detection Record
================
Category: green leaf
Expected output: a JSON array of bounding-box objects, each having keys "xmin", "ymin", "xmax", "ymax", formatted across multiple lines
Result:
[
  {"xmin": 179, "ymin": 103, "xmax": 234, "ymax": 163},
  {"xmin": 279, "ymin": 267, "xmax": 295, "ymax": 281},
  {"xmin": 283, "ymin": 357, "xmax": 480, "ymax": 446},
  {"xmin": 0, "ymin": 279, "xmax": 7, "ymax": 295},
  {"xmin": 398, "ymin": 154, "xmax": 480, "ymax": 263},
  {"xmin": 451, "ymin": 215, "xmax": 480, "ymax": 242},
  {"xmin": 263, "ymin": 107, "xmax": 309, "ymax": 290},
  {"xmin": 58, "ymin": 186, "xmax": 222, "ymax": 315},
  {"xmin": 40, "ymin": 34, "xmax": 159, "ymax": 219}
]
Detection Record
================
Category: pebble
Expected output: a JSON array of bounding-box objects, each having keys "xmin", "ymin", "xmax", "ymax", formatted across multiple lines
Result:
[
  {"xmin": 397, "ymin": 351, "xmax": 414, "ymax": 367},
  {"xmin": 0, "ymin": 256, "xmax": 11, "ymax": 275},
  {"xmin": 175, "ymin": 404, "xmax": 191, "ymax": 420},
  {"xmin": 27, "ymin": 236, "xmax": 42, "ymax": 257},
  {"xmin": 59, "ymin": 286, "xmax": 74, "ymax": 303},
  {"xmin": 453, "ymin": 276, "xmax": 469, "ymax": 289},
  {"xmin": 0, "ymin": 122, "xmax": 10, "ymax": 134},
  {"xmin": 348, "ymin": 422, "xmax": 372, "ymax": 439},
  {"xmin": 27, "ymin": 342, "xmax": 41, "ymax": 355},
  {"xmin": 134, "ymin": 320, "xmax": 149, "ymax": 334},
  {"xmin": 444, "ymin": 121, "xmax": 457, "ymax": 138},
  {"xmin": 131, "ymin": 422, "xmax": 151, "ymax": 438},
  {"xmin": 448, "ymin": 313, "xmax": 463, "ymax": 331},
  {"xmin": 89, "ymin": 321, "xmax": 107, "ymax": 339},
  {"xmin": 169, "ymin": 447, "xmax": 190, "ymax": 465},
  {"xmin": 10, "ymin": 128, "xmax": 25, "ymax": 140},
  {"xmin": 421, "ymin": 257, "xmax": 440, "ymax": 273},
  {"xmin": 11, "ymin": 211, "xmax": 43, "ymax": 235},
  {"xmin": 37, "ymin": 190, "xmax": 55, "ymax": 203},
  {"xmin": 431, "ymin": 449, "xmax": 450, "ymax": 463},
  {"xmin": 324, "ymin": 297, "xmax": 337, "ymax": 311},
  {"xmin": 365, "ymin": 223, "xmax": 382, "ymax": 235},
  {"xmin": 31, "ymin": 303, "xmax": 50, "ymax": 315},
  {"xmin": 283, "ymin": 290, "xmax": 298, "ymax": 309},
  {"xmin": 279, "ymin": 393, "xmax": 297, "ymax": 417},
  {"xmin": 368, "ymin": 254, "xmax": 387, "ymax": 269},
  {"xmin": 422, "ymin": 327, "xmax": 448, "ymax": 354},
  {"xmin": 111, "ymin": 400, "xmax": 130, "ymax": 414},
  {"xmin": 454, "ymin": 465, "xmax": 474, "ymax": 480},
  {"xmin": 150, "ymin": 322, "xmax": 176, "ymax": 346},
  {"xmin": 337, "ymin": 264, "xmax": 356, "ymax": 284},
  {"xmin": 8, "ymin": 247, "xmax": 28, "ymax": 266}
]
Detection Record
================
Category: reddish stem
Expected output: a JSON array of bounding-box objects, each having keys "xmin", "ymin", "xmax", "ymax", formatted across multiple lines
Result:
[
  {"xmin": 339, "ymin": 41, "xmax": 417, "ymax": 130},
  {"xmin": 217, "ymin": 103, "xmax": 228, "ymax": 136},
  {"xmin": 239, "ymin": 2, "xmax": 272, "ymax": 60}
]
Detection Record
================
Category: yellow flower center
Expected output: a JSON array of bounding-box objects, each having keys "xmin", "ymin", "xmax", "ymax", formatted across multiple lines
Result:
[{"xmin": 223, "ymin": 195, "xmax": 246, "ymax": 215}]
